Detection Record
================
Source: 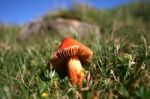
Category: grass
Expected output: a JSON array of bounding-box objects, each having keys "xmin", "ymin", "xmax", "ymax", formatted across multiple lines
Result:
[{"xmin": 0, "ymin": 3, "xmax": 150, "ymax": 99}]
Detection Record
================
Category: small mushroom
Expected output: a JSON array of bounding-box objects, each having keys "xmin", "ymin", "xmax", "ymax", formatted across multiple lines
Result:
[{"xmin": 50, "ymin": 37, "xmax": 93, "ymax": 86}]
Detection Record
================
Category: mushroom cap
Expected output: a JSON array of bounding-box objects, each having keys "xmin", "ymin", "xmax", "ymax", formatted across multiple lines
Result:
[{"xmin": 50, "ymin": 37, "xmax": 93, "ymax": 70}]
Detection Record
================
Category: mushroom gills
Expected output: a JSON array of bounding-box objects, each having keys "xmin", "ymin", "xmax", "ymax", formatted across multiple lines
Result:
[{"xmin": 67, "ymin": 56, "xmax": 84, "ymax": 86}]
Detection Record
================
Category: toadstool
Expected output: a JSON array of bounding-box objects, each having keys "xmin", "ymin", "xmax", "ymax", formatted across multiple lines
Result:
[{"xmin": 50, "ymin": 37, "xmax": 93, "ymax": 86}]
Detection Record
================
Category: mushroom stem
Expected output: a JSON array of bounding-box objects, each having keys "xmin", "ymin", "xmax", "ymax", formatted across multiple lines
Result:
[{"xmin": 67, "ymin": 56, "xmax": 84, "ymax": 86}]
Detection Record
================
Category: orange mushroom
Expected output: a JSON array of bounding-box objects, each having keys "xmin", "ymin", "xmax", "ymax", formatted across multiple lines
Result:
[{"xmin": 50, "ymin": 37, "xmax": 93, "ymax": 86}]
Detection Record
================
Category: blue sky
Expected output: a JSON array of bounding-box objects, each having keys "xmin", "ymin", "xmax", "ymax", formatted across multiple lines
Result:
[{"xmin": 0, "ymin": 0, "xmax": 131, "ymax": 25}]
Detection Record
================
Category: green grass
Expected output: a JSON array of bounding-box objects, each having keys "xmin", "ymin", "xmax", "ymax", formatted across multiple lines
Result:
[{"xmin": 0, "ymin": 3, "xmax": 150, "ymax": 99}]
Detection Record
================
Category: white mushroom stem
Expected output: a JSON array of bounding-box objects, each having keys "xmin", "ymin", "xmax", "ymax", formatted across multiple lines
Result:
[{"xmin": 67, "ymin": 56, "xmax": 84, "ymax": 86}]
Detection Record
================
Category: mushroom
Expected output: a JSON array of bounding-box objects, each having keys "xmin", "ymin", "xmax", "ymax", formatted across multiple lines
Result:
[{"xmin": 50, "ymin": 37, "xmax": 93, "ymax": 86}]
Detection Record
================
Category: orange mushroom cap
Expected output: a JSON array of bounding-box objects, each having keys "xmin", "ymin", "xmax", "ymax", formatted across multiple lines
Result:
[{"xmin": 50, "ymin": 37, "xmax": 93, "ymax": 71}]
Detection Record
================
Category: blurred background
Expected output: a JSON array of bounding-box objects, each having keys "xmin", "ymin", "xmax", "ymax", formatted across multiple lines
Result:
[
  {"xmin": 0, "ymin": 0, "xmax": 133, "ymax": 24},
  {"xmin": 0, "ymin": 0, "xmax": 149, "ymax": 41}
]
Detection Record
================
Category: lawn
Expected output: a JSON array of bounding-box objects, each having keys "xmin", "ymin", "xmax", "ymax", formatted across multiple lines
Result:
[{"xmin": 0, "ymin": 3, "xmax": 150, "ymax": 99}]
